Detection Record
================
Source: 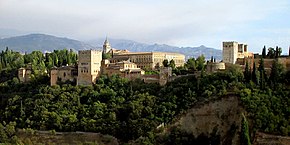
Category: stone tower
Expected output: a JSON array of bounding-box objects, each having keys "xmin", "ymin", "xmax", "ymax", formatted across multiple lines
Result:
[
  {"xmin": 223, "ymin": 41, "xmax": 239, "ymax": 64},
  {"xmin": 103, "ymin": 37, "xmax": 111, "ymax": 54},
  {"xmin": 77, "ymin": 50, "xmax": 102, "ymax": 85}
]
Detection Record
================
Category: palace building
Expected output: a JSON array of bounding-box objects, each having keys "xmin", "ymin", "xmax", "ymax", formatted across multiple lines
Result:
[
  {"xmin": 111, "ymin": 52, "xmax": 185, "ymax": 70},
  {"xmin": 102, "ymin": 60, "xmax": 145, "ymax": 80}
]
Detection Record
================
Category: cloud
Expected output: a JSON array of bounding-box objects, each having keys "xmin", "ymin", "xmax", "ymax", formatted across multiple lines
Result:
[{"xmin": 0, "ymin": 0, "xmax": 289, "ymax": 52}]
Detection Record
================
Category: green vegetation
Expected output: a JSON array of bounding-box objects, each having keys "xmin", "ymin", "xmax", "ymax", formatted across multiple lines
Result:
[
  {"xmin": 172, "ymin": 55, "xmax": 206, "ymax": 75},
  {"xmin": 0, "ymin": 48, "xmax": 290, "ymax": 144},
  {"xmin": 240, "ymin": 114, "xmax": 251, "ymax": 145},
  {"xmin": 262, "ymin": 45, "xmax": 282, "ymax": 58}
]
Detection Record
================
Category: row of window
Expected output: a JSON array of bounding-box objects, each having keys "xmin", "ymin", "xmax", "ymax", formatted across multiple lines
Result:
[
  {"xmin": 124, "ymin": 64, "xmax": 136, "ymax": 68},
  {"xmin": 224, "ymin": 45, "xmax": 233, "ymax": 48},
  {"xmin": 134, "ymin": 55, "xmax": 152, "ymax": 58},
  {"xmin": 81, "ymin": 70, "xmax": 89, "ymax": 73},
  {"xmin": 133, "ymin": 57, "xmax": 152, "ymax": 62},
  {"xmin": 80, "ymin": 70, "xmax": 99, "ymax": 73}
]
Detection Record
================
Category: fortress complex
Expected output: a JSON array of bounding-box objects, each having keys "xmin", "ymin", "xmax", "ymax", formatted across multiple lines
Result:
[
  {"xmin": 48, "ymin": 38, "xmax": 185, "ymax": 86},
  {"xmin": 223, "ymin": 41, "xmax": 253, "ymax": 64}
]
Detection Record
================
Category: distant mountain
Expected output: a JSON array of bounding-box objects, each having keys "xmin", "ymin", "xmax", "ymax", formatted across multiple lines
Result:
[
  {"xmin": 0, "ymin": 34, "xmax": 94, "ymax": 53},
  {"xmin": 88, "ymin": 38, "xmax": 222, "ymax": 60},
  {"xmin": 0, "ymin": 33, "xmax": 222, "ymax": 60}
]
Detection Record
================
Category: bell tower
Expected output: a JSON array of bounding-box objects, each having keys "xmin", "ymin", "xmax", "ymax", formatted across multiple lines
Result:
[{"xmin": 103, "ymin": 37, "xmax": 111, "ymax": 54}]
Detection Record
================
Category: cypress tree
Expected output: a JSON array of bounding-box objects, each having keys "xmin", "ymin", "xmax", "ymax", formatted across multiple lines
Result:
[
  {"xmin": 262, "ymin": 45, "xmax": 266, "ymax": 58},
  {"xmin": 269, "ymin": 59, "xmax": 284, "ymax": 89},
  {"xmin": 240, "ymin": 113, "xmax": 251, "ymax": 145},
  {"xmin": 252, "ymin": 62, "xmax": 258, "ymax": 84},
  {"xmin": 249, "ymin": 67, "xmax": 252, "ymax": 81},
  {"xmin": 244, "ymin": 61, "xmax": 250, "ymax": 82},
  {"xmin": 275, "ymin": 46, "xmax": 279, "ymax": 58},
  {"xmin": 258, "ymin": 57, "xmax": 266, "ymax": 89}
]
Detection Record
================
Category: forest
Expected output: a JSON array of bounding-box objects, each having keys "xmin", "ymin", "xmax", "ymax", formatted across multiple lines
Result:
[{"xmin": 0, "ymin": 47, "xmax": 289, "ymax": 144}]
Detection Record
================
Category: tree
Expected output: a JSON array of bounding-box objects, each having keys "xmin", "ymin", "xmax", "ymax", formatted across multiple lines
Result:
[
  {"xmin": 162, "ymin": 59, "xmax": 169, "ymax": 67},
  {"xmin": 269, "ymin": 59, "xmax": 284, "ymax": 88},
  {"xmin": 262, "ymin": 46, "xmax": 266, "ymax": 58},
  {"xmin": 225, "ymin": 64, "xmax": 244, "ymax": 82},
  {"xmin": 258, "ymin": 58, "xmax": 266, "ymax": 89},
  {"xmin": 186, "ymin": 58, "xmax": 196, "ymax": 71},
  {"xmin": 169, "ymin": 60, "xmax": 175, "ymax": 69},
  {"xmin": 277, "ymin": 47, "xmax": 282, "ymax": 57},
  {"xmin": 275, "ymin": 46, "xmax": 279, "ymax": 58},
  {"xmin": 244, "ymin": 61, "xmax": 250, "ymax": 82},
  {"xmin": 102, "ymin": 53, "xmax": 112, "ymax": 59},
  {"xmin": 267, "ymin": 47, "xmax": 275, "ymax": 58},
  {"xmin": 196, "ymin": 55, "xmax": 205, "ymax": 71},
  {"xmin": 240, "ymin": 114, "xmax": 251, "ymax": 145},
  {"xmin": 251, "ymin": 62, "xmax": 258, "ymax": 84}
]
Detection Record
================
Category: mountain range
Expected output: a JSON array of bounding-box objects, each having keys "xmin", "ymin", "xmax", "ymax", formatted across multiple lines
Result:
[{"xmin": 0, "ymin": 33, "xmax": 222, "ymax": 60}]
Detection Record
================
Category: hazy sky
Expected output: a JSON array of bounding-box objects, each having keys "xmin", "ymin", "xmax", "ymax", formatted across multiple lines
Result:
[{"xmin": 0, "ymin": 0, "xmax": 290, "ymax": 52}]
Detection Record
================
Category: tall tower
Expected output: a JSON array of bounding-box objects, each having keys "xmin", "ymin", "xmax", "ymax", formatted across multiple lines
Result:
[
  {"xmin": 77, "ymin": 50, "xmax": 102, "ymax": 85},
  {"xmin": 103, "ymin": 37, "xmax": 111, "ymax": 54},
  {"xmin": 223, "ymin": 41, "xmax": 238, "ymax": 64}
]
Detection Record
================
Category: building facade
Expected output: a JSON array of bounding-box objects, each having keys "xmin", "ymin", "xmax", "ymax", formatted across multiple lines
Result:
[
  {"xmin": 102, "ymin": 60, "xmax": 145, "ymax": 80},
  {"xmin": 112, "ymin": 52, "xmax": 185, "ymax": 70},
  {"xmin": 50, "ymin": 66, "xmax": 78, "ymax": 86},
  {"xmin": 223, "ymin": 41, "xmax": 239, "ymax": 64},
  {"xmin": 18, "ymin": 68, "xmax": 32, "ymax": 83},
  {"xmin": 223, "ymin": 41, "xmax": 253, "ymax": 64},
  {"xmin": 77, "ymin": 50, "xmax": 102, "ymax": 85}
]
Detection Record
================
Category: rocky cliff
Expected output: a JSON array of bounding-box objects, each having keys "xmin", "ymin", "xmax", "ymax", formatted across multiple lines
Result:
[{"xmin": 157, "ymin": 95, "xmax": 244, "ymax": 145}]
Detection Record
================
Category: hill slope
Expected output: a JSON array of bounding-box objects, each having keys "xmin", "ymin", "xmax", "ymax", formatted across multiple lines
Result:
[
  {"xmin": 154, "ymin": 95, "xmax": 243, "ymax": 145},
  {"xmin": 0, "ymin": 34, "xmax": 94, "ymax": 53}
]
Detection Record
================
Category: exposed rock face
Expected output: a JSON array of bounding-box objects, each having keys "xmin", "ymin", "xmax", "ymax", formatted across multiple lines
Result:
[
  {"xmin": 16, "ymin": 130, "xmax": 119, "ymax": 145},
  {"xmin": 169, "ymin": 96, "xmax": 244, "ymax": 145},
  {"xmin": 253, "ymin": 132, "xmax": 290, "ymax": 145}
]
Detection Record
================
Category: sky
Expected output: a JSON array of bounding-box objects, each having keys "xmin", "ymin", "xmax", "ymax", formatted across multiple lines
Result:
[{"xmin": 0, "ymin": 0, "xmax": 290, "ymax": 53}]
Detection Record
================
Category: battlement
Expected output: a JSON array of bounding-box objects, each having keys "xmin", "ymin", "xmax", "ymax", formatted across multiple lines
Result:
[{"xmin": 223, "ymin": 41, "xmax": 252, "ymax": 64}]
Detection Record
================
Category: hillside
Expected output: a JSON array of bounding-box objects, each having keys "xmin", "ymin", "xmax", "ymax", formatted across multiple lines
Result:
[
  {"xmin": 152, "ymin": 95, "xmax": 244, "ymax": 145},
  {"xmin": 0, "ymin": 34, "xmax": 94, "ymax": 53},
  {"xmin": 0, "ymin": 34, "xmax": 222, "ymax": 60}
]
